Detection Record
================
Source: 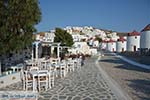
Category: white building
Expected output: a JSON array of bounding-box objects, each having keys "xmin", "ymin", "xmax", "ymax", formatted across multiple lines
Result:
[
  {"xmin": 101, "ymin": 40, "xmax": 107, "ymax": 50},
  {"xmin": 116, "ymin": 37, "xmax": 127, "ymax": 52},
  {"xmin": 106, "ymin": 39, "xmax": 116, "ymax": 52},
  {"xmin": 72, "ymin": 33, "xmax": 88, "ymax": 42},
  {"xmin": 35, "ymin": 32, "xmax": 55, "ymax": 42},
  {"xmin": 127, "ymin": 30, "xmax": 140, "ymax": 52},
  {"xmin": 140, "ymin": 24, "xmax": 150, "ymax": 49},
  {"xmin": 43, "ymin": 32, "xmax": 55, "ymax": 42},
  {"xmin": 68, "ymin": 42, "xmax": 93, "ymax": 55},
  {"xmin": 93, "ymin": 40, "xmax": 99, "ymax": 48},
  {"xmin": 36, "ymin": 32, "xmax": 45, "ymax": 41},
  {"xmin": 110, "ymin": 32, "xmax": 119, "ymax": 41}
]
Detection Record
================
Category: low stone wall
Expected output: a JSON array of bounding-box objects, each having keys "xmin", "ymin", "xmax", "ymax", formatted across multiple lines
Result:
[{"xmin": 0, "ymin": 72, "xmax": 21, "ymax": 88}]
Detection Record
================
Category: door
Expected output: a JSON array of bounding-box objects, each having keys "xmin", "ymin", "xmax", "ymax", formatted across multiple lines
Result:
[
  {"xmin": 122, "ymin": 48, "xmax": 124, "ymax": 52},
  {"xmin": 133, "ymin": 46, "xmax": 136, "ymax": 52}
]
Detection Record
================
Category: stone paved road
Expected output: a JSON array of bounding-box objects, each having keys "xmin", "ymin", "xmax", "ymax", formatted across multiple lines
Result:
[
  {"xmin": 38, "ymin": 57, "xmax": 117, "ymax": 100},
  {"xmin": 0, "ymin": 56, "xmax": 117, "ymax": 100}
]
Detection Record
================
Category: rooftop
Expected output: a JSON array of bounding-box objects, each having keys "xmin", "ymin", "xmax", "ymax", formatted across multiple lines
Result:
[
  {"xmin": 117, "ymin": 36, "xmax": 126, "ymax": 41},
  {"xmin": 141, "ymin": 24, "xmax": 150, "ymax": 32},
  {"xmin": 128, "ymin": 30, "xmax": 140, "ymax": 36}
]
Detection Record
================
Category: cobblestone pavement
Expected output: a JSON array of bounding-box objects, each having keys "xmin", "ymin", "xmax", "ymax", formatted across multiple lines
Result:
[{"xmin": 0, "ymin": 56, "xmax": 118, "ymax": 100}]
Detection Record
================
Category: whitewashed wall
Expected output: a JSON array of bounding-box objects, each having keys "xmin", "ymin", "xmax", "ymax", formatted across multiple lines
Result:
[
  {"xmin": 116, "ymin": 41, "xmax": 127, "ymax": 52},
  {"xmin": 140, "ymin": 31, "xmax": 150, "ymax": 49},
  {"xmin": 107, "ymin": 42, "xmax": 116, "ymax": 52},
  {"xmin": 0, "ymin": 72, "xmax": 21, "ymax": 88},
  {"xmin": 127, "ymin": 36, "xmax": 140, "ymax": 51}
]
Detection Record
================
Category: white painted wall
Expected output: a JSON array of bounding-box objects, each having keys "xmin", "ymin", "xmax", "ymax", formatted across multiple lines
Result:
[
  {"xmin": 69, "ymin": 42, "xmax": 91, "ymax": 55},
  {"xmin": 140, "ymin": 31, "xmax": 150, "ymax": 49},
  {"xmin": 0, "ymin": 72, "xmax": 21, "ymax": 88},
  {"xmin": 101, "ymin": 42, "xmax": 107, "ymax": 49},
  {"xmin": 107, "ymin": 42, "xmax": 116, "ymax": 52},
  {"xmin": 127, "ymin": 36, "xmax": 140, "ymax": 51},
  {"xmin": 93, "ymin": 40, "xmax": 99, "ymax": 47},
  {"xmin": 116, "ymin": 41, "xmax": 127, "ymax": 52}
]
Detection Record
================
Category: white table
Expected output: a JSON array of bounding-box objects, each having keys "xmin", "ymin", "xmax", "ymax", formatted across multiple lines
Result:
[{"xmin": 29, "ymin": 70, "xmax": 49, "ymax": 91}]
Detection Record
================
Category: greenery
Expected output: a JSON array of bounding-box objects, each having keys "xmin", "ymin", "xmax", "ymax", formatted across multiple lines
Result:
[
  {"xmin": 54, "ymin": 28, "xmax": 74, "ymax": 56},
  {"xmin": 54, "ymin": 28, "xmax": 74, "ymax": 47},
  {"xmin": 0, "ymin": 0, "xmax": 41, "ymax": 55},
  {"xmin": 95, "ymin": 36, "xmax": 102, "ymax": 42}
]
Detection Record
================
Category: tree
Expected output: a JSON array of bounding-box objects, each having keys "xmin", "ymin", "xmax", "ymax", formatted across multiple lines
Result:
[
  {"xmin": 54, "ymin": 28, "xmax": 74, "ymax": 47},
  {"xmin": 54, "ymin": 28, "xmax": 74, "ymax": 57},
  {"xmin": 0, "ymin": 0, "xmax": 41, "ymax": 71},
  {"xmin": 0, "ymin": 0, "xmax": 41, "ymax": 55},
  {"xmin": 0, "ymin": 0, "xmax": 8, "ymax": 54},
  {"xmin": 95, "ymin": 36, "xmax": 102, "ymax": 43}
]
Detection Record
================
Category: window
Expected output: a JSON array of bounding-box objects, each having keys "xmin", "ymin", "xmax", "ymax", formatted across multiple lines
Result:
[
  {"xmin": 135, "ymin": 36, "xmax": 137, "ymax": 39},
  {"xmin": 77, "ymin": 44, "xmax": 81, "ymax": 48}
]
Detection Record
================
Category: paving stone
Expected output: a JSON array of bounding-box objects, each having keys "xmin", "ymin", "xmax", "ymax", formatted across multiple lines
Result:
[
  {"xmin": 0, "ymin": 57, "xmax": 117, "ymax": 100},
  {"xmin": 50, "ymin": 98, "xmax": 58, "ymax": 100},
  {"xmin": 43, "ymin": 95, "xmax": 52, "ymax": 99},
  {"xmin": 83, "ymin": 97, "xmax": 92, "ymax": 100},
  {"xmin": 72, "ymin": 96, "xmax": 81, "ymax": 100},
  {"xmin": 92, "ymin": 98, "xmax": 100, "ymax": 100},
  {"xmin": 67, "ymin": 96, "xmax": 73, "ymax": 100},
  {"xmin": 59, "ymin": 95, "xmax": 67, "ymax": 99}
]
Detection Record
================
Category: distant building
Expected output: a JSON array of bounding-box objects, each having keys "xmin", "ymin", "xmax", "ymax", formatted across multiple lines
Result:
[
  {"xmin": 68, "ymin": 42, "xmax": 97, "ymax": 55},
  {"xmin": 116, "ymin": 37, "xmax": 126, "ymax": 52},
  {"xmin": 106, "ymin": 39, "xmax": 116, "ymax": 52},
  {"xmin": 35, "ymin": 32, "xmax": 55, "ymax": 42},
  {"xmin": 101, "ymin": 40, "xmax": 107, "ymax": 50},
  {"xmin": 127, "ymin": 30, "xmax": 140, "ymax": 52},
  {"xmin": 69, "ymin": 42, "xmax": 91, "ymax": 55},
  {"xmin": 140, "ymin": 24, "xmax": 150, "ymax": 55},
  {"xmin": 93, "ymin": 40, "xmax": 99, "ymax": 48},
  {"xmin": 140, "ymin": 24, "xmax": 150, "ymax": 49},
  {"xmin": 43, "ymin": 32, "xmax": 55, "ymax": 42}
]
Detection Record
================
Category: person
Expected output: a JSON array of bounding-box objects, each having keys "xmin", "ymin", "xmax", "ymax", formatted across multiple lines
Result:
[{"xmin": 81, "ymin": 54, "xmax": 85, "ymax": 66}]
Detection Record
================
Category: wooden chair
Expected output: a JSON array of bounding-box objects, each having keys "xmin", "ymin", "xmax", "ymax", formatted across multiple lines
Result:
[
  {"xmin": 37, "ymin": 71, "xmax": 49, "ymax": 91},
  {"xmin": 20, "ymin": 70, "xmax": 34, "ymax": 91}
]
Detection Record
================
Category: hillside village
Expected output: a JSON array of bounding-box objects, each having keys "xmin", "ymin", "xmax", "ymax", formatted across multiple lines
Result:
[
  {"xmin": 34, "ymin": 24, "xmax": 150, "ymax": 58},
  {"xmin": 1, "ymin": 24, "xmax": 150, "ymax": 72}
]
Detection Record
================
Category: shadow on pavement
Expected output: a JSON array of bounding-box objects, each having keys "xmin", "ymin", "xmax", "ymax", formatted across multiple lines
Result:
[
  {"xmin": 114, "ymin": 65, "xmax": 150, "ymax": 73},
  {"xmin": 99, "ymin": 58, "xmax": 123, "ymax": 65},
  {"xmin": 126, "ymin": 79, "xmax": 150, "ymax": 100}
]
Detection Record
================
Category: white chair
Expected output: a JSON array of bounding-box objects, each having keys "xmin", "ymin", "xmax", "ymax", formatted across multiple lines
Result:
[
  {"xmin": 37, "ymin": 71, "xmax": 49, "ymax": 91},
  {"xmin": 20, "ymin": 70, "xmax": 34, "ymax": 91},
  {"xmin": 50, "ymin": 58, "xmax": 59, "ymax": 65},
  {"xmin": 47, "ymin": 70, "xmax": 55, "ymax": 88},
  {"xmin": 76, "ymin": 58, "xmax": 82, "ymax": 69},
  {"xmin": 30, "ymin": 67, "xmax": 39, "ymax": 71},
  {"xmin": 41, "ymin": 60, "xmax": 50, "ymax": 70},
  {"xmin": 60, "ymin": 61, "xmax": 67, "ymax": 77},
  {"xmin": 47, "ymin": 64, "xmax": 55, "ymax": 88},
  {"xmin": 67, "ymin": 60, "xmax": 75, "ymax": 72}
]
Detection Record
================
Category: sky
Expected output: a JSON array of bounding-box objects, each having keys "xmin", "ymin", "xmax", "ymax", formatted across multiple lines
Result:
[{"xmin": 35, "ymin": 0, "xmax": 150, "ymax": 32}]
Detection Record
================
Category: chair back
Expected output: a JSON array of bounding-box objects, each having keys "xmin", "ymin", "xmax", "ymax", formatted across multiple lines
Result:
[{"xmin": 30, "ymin": 67, "xmax": 39, "ymax": 71}]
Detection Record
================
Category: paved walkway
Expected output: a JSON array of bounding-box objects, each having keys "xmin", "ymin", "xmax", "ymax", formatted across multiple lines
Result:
[
  {"xmin": 99, "ymin": 52, "xmax": 150, "ymax": 100},
  {"xmin": 0, "ymin": 56, "xmax": 117, "ymax": 100},
  {"xmin": 38, "ymin": 57, "xmax": 117, "ymax": 100},
  {"xmin": 109, "ymin": 53, "xmax": 150, "ymax": 70}
]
